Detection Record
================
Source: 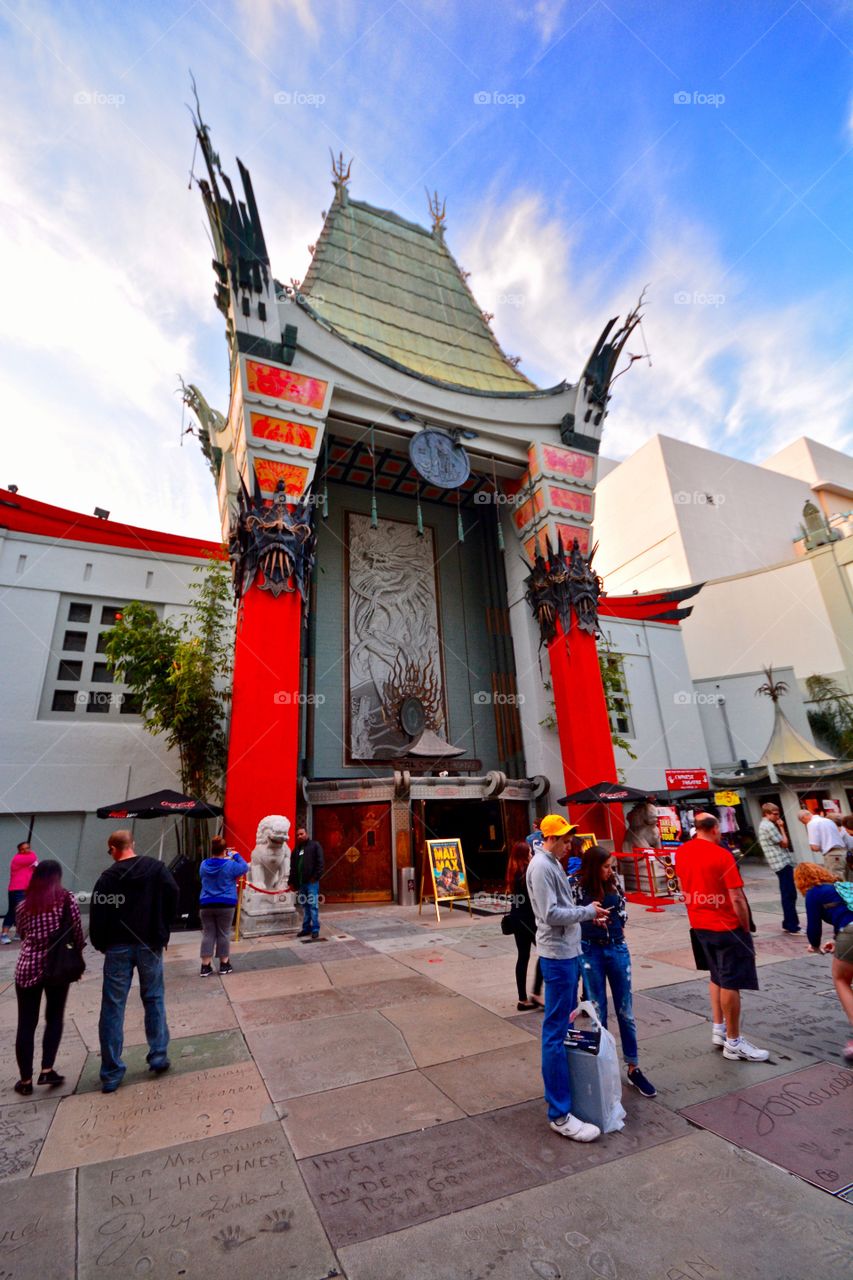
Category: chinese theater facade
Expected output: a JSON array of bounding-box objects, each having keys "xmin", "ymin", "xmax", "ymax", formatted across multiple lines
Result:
[{"xmin": 190, "ymin": 109, "xmax": 659, "ymax": 903}]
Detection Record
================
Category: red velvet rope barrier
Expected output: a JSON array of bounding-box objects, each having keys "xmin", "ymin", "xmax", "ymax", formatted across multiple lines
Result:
[{"xmin": 238, "ymin": 877, "xmax": 291, "ymax": 897}]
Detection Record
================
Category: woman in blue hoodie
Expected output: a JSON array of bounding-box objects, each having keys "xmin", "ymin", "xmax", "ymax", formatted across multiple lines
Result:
[{"xmin": 199, "ymin": 836, "xmax": 248, "ymax": 976}]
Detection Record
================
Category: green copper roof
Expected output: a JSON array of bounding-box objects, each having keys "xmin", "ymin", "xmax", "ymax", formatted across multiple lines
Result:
[{"xmin": 299, "ymin": 192, "xmax": 535, "ymax": 393}]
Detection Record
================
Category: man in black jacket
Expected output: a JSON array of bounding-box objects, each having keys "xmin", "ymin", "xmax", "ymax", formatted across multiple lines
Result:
[
  {"xmin": 289, "ymin": 825, "xmax": 325, "ymax": 942},
  {"xmin": 90, "ymin": 829, "xmax": 179, "ymax": 1092}
]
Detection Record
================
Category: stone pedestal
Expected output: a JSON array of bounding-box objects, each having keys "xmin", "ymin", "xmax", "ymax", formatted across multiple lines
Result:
[{"xmin": 240, "ymin": 886, "xmax": 299, "ymax": 938}]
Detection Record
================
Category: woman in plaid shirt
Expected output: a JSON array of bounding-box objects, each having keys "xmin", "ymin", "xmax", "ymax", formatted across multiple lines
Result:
[{"xmin": 13, "ymin": 860, "xmax": 85, "ymax": 1095}]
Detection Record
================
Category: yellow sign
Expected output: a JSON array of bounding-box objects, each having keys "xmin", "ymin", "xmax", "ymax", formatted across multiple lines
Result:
[
  {"xmin": 714, "ymin": 791, "xmax": 741, "ymax": 806},
  {"xmin": 419, "ymin": 838, "xmax": 472, "ymax": 922}
]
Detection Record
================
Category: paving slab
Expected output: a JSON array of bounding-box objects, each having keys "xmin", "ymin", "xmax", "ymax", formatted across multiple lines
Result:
[
  {"xmin": 292, "ymin": 938, "xmax": 376, "ymax": 963},
  {"xmin": 504, "ymin": 1008, "xmax": 543, "ymax": 1035},
  {"xmin": 298, "ymin": 1115, "xmax": 540, "ymax": 1247},
  {"xmin": 634, "ymin": 1021, "xmax": 815, "ymax": 1111},
  {"xmin": 474, "ymin": 1088, "xmax": 690, "ymax": 1183},
  {"xmin": 341, "ymin": 974, "xmax": 447, "ymax": 1011},
  {"xmin": 381, "ymin": 994, "xmax": 532, "ymax": 1067},
  {"xmin": 322, "ymin": 952, "xmax": 412, "ymax": 987},
  {"xmin": 281, "ymin": 1068, "xmax": 465, "ymax": 1157},
  {"xmin": 245, "ymin": 1009, "xmax": 415, "ymax": 1100},
  {"xmin": 75, "ymin": 1028, "xmax": 250, "ymax": 1092},
  {"xmin": 644, "ymin": 970, "xmax": 848, "ymax": 1062},
  {"xmin": 628, "ymin": 956, "xmax": 701, "ymax": 989},
  {"xmin": 336, "ymin": 1130, "xmax": 852, "ymax": 1280},
  {"xmin": 0, "ymin": 1168, "xmax": 75, "ymax": 1279},
  {"xmin": 220, "ymin": 960, "xmax": 331, "ymax": 1003},
  {"xmin": 421, "ymin": 1037, "xmax": 543, "ymax": 1114},
  {"xmin": 77, "ymin": 1122, "xmax": 338, "ymax": 1280},
  {"xmin": 631, "ymin": 991, "xmax": 707, "ymax": 1040},
  {"xmin": 232, "ymin": 987, "xmax": 351, "ymax": 1028},
  {"xmin": 681, "ymin": 1061, "xmax": 853, "ymax": 1193},
  {"xmin": 0, "ymin": 1096, "xmax": 61, "ymax": 1180},
  {"xmin": 35, "ymin": 1060, "xmax": 275, "ymax": 1172},
  {"xmin": 73, "ymin": 981, "xmax": 239, "ymax": 1051},
  {"xmin": 0, "ymin": 1018, "xmax": 88, "ymax": 1101}
]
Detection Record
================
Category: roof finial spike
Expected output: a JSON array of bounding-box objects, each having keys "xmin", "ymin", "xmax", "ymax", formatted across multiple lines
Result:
[
  {"xmin": 426, "ymin": 188, "xmax": 447, "ymax": 236},
  {"xmin": 330, "ymin": 149, "xmax": 352, "ymax": 200}
]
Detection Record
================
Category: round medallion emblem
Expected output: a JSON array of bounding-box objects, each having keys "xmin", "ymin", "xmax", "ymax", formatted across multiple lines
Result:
[
  {"xmin": 400, "ymin": 696, "xmax": 427, "ymax": 738},
  {"xmin": 409, "ymin": 429, "xmax": 470, "ymax": 489}
]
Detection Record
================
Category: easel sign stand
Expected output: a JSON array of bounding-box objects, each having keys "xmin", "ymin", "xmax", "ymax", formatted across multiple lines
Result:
[{"xmin": 418, "ymin": 837, "xmax": 472, "ymax": 923}]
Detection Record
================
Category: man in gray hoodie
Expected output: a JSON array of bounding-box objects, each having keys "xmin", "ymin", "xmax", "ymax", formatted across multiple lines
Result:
[{"xmin": 527, "ymin": 813, "xmax": 611, "ymax": 1141}]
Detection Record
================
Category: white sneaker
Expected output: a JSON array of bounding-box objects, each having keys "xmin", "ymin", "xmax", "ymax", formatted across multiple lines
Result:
[
  {"xmin": 0, "ymin": 936, "xmax": 10, "ymax": 945},
  {"xmin": 711, "ymin": 1025, "xmax": 726, "ymax": 1049},
  {"xmin": 549, "ymin": 1113, "xmax": 601, "ymax": 1142},
  {"xmin": 722, "ymin": 1036, "xmax": 769, "ymax": 1062}
]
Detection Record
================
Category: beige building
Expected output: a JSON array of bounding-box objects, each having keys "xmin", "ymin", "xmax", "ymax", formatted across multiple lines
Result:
[{"xmin": 594, "ymin": 434, "xmax": 853, "ymax": 855}]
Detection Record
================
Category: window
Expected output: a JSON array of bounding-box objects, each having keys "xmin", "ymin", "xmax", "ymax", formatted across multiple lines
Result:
[
  {"xmin": 41, "ymin": 594, "xmax": 162, "ymax": 720},
  {"xmin": 603, "ymin": 654, "xmax": 635, "ymax": 740}
]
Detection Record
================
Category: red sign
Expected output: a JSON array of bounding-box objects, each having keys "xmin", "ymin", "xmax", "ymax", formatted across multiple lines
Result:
[{"xmin": 665, "ymin": 769, "xmax": 709, "ymax": 791}]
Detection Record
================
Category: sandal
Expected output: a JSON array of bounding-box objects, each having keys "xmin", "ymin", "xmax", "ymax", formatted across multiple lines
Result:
[
  {"xmin": 517, "ymin": 999, "xmax": 537, "ymax": 1010},
  {"xmin": 37, "ymin": 1069, "xmax": 65, "ymax": 1087},
  {"xmin": 14, "ymin": 1080, "xmax": 33, "ymax": 1096}
]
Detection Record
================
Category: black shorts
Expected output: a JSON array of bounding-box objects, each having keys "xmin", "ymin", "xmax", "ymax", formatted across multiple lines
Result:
[{"xmin": 692, "ymin": 928, "xmax": 759, "ymax": 991}]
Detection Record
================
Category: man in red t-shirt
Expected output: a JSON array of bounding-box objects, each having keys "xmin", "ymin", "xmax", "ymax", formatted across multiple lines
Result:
[{"xmin": 676, "ymin": 814, "xmax": 769, "ymax": 1062}]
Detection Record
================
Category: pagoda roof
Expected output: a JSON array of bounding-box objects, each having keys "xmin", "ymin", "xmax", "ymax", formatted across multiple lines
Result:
[
  {"xmin": 298, "ymin": 192, "xmax": 536, "ymax": 395},
  {"xmin": 756, "ymin": 702, "xmax": 834, "ymax": 767}
]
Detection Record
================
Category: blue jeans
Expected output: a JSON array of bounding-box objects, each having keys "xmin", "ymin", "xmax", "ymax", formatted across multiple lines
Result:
[
  {"xmin": 776, "ymin": 864, "xmax": 800, "ymax": 931},
  {"xmin": 298, "ymin": 881, "xmax": 320, "ymax": 935},
  {"xmin": 580, "ymin": 940, "xmax": 638, "ymax": 1065},
  {"xmin": 99, "ymin": 945, "xmax": 169, "ymax": 1087},
  {"xmin": 538, "ymin": 955, "xmax": 580, "ymax": 1122}
]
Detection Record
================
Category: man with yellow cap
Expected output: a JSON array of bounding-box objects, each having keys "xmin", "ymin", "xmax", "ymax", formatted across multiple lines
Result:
[{"xmin": 527, "ymin": 813, "xmax": 611, "ymax": 1141}]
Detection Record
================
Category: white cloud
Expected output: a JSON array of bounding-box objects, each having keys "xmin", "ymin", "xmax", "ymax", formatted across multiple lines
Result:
[{"xmin": 459, "ymin": 189, "xmax": 853, "ymax": 462}]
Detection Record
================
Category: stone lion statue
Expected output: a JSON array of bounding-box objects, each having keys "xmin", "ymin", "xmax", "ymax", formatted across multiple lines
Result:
[
  {"xmin": 248, "ymin": 815, "xmax": 291, "ymax": 891},
  {"xmin": 625, "ymin": 801, "xmax": 661, "ymax": 849}
]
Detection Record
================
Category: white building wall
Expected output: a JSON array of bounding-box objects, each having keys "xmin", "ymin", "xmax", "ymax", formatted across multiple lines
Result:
[
  {"xmin": 681, "ymin": 557, "xmax": 845, "ymax": 684},
  {"xmin": 0, "ymin": 527, "xmax": 210, "ymax": 891},
  {"xmin": 595, "ymin": 434, "xmax": 814, "ymax": 590}
]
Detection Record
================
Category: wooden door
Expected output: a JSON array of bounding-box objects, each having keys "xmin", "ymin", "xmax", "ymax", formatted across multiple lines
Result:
[{"xmin": 312, "ymin": 802, "xmax": 393, "ymax": 903}]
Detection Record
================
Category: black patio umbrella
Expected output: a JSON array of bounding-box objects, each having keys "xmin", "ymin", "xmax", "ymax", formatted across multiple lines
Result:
[
  {"xmin": 97, "ymin": 789, "xmax": 223, "ymax": 859},
  {"xmin": 558, "ymin": 781, "xmax": 658, "ymax": 806}
]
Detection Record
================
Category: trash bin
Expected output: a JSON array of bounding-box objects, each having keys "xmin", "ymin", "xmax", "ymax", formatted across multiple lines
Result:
[{"xmin": 398, "ymin": 866, "xmax": 417, "ymax": 906}]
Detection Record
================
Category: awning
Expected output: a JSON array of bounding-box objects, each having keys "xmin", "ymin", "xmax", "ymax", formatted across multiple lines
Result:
[{"xmin": 96, "ymin": 789, "xmax": 223, "ymax": 819}]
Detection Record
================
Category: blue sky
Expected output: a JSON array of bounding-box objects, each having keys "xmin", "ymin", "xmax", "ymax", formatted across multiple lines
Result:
[{"xmin": 2, "ymin": 0, "xmax": 852, "ymax": 538}]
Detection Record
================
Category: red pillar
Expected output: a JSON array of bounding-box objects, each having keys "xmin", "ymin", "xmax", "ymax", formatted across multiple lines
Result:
[
  {"xmin": 224, "ymin": 588, "xmax": 302, "ymax": 858},
  {"xmin": 548, "ymin": 618, "xmax": 625, "ymax": 849}
]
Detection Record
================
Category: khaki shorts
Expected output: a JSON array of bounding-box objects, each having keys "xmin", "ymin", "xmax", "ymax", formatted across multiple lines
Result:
[{"xmin": 836, "ymin": 924, "xmax": 853, "ymax": 964}]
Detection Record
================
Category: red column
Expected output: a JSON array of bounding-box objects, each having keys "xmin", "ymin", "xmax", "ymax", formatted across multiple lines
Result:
[
  {"xmin": 548, "ymin": 619, "xmax": 625, "ymax": 849},
  {"xmin": 224, "ymin": 587, "xmax": 302, "ymax": 858}
]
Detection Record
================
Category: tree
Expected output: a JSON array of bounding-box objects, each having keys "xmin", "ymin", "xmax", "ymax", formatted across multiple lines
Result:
[
  {"xmin": 103, "ymin": 558, "xmax": 233, "ymax": 807},
  {"xmin": 804, "ymin": 673, "xmax": 853, "ymax": 758}
]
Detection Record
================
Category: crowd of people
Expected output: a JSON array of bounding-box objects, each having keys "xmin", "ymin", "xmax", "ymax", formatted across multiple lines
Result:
[
  {"xmin": 3, "ymin": 808, "xmax": 851, "ymax": 1139},
  {"xmin": 508, "ymin": 809, "xmax": 853, "ymax": 1144},
  {"xmin": 3, "ymin": 825, "xmax": 325, "ymax": 1095}
]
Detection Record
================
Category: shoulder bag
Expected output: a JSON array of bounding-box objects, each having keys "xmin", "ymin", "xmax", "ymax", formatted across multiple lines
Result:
[{"xmin": 43, "ymin": 894, "xmax": 86, "ymax": 987}]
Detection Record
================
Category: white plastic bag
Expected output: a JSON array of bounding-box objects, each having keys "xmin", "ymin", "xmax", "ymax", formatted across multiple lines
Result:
[{"xmin": 565, "ymin": 999, "xmax": 626, "ymax": 1133}]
